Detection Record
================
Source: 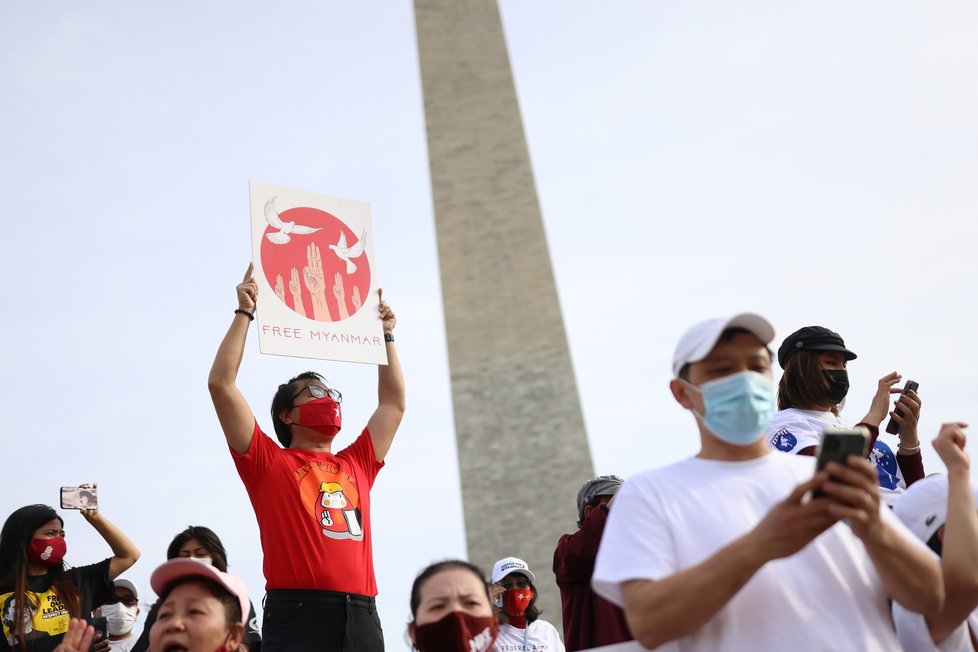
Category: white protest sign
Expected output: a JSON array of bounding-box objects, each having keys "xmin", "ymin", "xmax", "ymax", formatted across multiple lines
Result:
[{"xmin": 249, "ymin": 180, "xmax": 387, "ymax": 365}]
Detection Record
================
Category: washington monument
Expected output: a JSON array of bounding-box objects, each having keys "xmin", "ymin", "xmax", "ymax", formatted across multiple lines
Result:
[{"xmin": 414, "ymin": 0, "xmax": 596, "ymax": 625}]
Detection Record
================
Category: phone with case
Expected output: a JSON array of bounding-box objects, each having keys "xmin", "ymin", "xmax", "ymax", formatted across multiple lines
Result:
[
  {"xmin": 885, "ymin": 380, "xmax": 920, "ymax": 435},
  {"xmin": 813, "ymin": 428, "xmax": 870, "ymax": 498},
  {"xmin": 60, "ymin": 486, "xmax": 98, "ymax": 510}
]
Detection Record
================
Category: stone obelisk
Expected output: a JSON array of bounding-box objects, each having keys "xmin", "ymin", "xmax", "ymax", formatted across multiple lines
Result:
[{"xmin": 414, "ymin": 0, "xmax": 595, "ymax": 627}]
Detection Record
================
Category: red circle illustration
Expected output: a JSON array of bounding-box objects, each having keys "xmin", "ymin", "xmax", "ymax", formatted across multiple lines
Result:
[{"xmin": 260, "ymin": 205, "xmax": 371, "ymax": 323}]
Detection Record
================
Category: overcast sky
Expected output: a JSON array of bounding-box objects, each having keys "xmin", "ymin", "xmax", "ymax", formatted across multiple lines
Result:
[{"xmin": 2, "ymin": 2, "xmax": 977, "ymax": 648}]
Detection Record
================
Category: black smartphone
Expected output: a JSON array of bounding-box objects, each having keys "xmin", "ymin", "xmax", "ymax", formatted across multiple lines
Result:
[
  {"xmin": 885, "ymin": 380, "xmax": 920, "ymax": 435},
  {"xmin": 60, "ymin": 486, "xmax": 98, "ymax": 510},
  {"xmin": 813, "ymin": 428, "xmax": 870, "ymax": 498}
]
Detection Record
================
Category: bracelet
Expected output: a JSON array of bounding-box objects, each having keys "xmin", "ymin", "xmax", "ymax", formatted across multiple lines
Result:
[
  {"xmin": 384, "ymin": 332, "xmax": 394, "ymax": 342},
  {"xmin": 235, "ymin": 309, "xmax": 255, "ymax": 322},
  {"xmin": 898, "ymin": 442, "xmax": 921, "ymax": 454}
]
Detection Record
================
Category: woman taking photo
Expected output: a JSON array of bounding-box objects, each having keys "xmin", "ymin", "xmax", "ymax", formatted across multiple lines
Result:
[
  {"xmin": 407, "ymin": 560, "xmax": 497, "ymax": 652},
  {"xmin": 146, "ymin": 559, "xmax": 249, "ymax": 652},
  {"xmin": 132, "ymin": 526, "xmax": 259, "ymax": 652},
  {"xmin": 0, "ymin": 503, "xmax": 139, "ymax": 651},
  {"xmin": 767, "ymin": 325, "xmax": 925, "ymax": 505}
]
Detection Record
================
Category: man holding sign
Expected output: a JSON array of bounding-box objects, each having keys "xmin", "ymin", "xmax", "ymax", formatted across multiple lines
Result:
[{"xmin": 208, "ymin": 264, "xmax": 404, "ymax": 652}]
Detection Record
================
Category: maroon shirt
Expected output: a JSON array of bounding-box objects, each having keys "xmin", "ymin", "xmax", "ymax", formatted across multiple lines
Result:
[{"xmin": 553, "ymin": 504, "xmax": 633, "ymax": 651}]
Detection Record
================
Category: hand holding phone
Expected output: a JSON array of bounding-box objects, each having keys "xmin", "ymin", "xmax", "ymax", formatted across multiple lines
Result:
[
  {"xmin": 885, "ymin": 380, "xmax": 920, "ymax": 435},
  {"xmin": 813, "ymin": 428, "xmax": 870, "ymax": 498}
]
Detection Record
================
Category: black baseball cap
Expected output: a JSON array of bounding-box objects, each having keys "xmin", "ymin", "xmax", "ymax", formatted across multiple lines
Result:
[{"xmin": 777, "ymin": 326, "xmax": 857, "ymax": 369}]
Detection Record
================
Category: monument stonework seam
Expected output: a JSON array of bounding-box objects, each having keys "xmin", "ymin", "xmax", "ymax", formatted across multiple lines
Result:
[{"xmin": 414, "ymin": 0, "xmax": 596, "ymax": 629}]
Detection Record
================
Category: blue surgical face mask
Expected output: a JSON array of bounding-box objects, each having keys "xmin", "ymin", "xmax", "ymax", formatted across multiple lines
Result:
[{"xmin": 683, "ymin": 371, "xmax": 776, "ymax": 446}]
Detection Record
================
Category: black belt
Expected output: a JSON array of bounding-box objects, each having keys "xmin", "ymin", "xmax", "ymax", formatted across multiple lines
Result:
[{"xmin": 264, "ymin": 588, "xmax": 376, "ymax": 607}]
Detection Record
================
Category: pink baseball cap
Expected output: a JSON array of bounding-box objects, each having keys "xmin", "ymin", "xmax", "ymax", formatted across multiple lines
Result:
[{"xmin": 150, "ymin": 558, "xmax": 249, "ymax": 625}]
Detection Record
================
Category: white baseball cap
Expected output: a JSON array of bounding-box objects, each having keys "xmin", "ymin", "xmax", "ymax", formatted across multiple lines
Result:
[
  {"xmin": 892, "ymin": 474, "xmax": 978, "ymax": 544},
  {"xmin": 672, "ymin": 313, "xmax": 775, "ymax": 377},
  {"xmin": 150, "ymin": 558, "xmax": 250, "ymax": 625},
  {"xmin": 112, "ymin": 578, "xmax": 139, "ymax": 600},
  {"xmin": 491, "ymin": 557, "xmax": 535, "ymax": 584}
]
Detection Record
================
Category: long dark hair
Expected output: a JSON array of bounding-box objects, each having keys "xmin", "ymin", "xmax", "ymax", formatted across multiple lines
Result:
[
  {"xmin": 777, "ymin": 350, "xmax": 839, "ymax": 415},
  {"xmin": 0, "ymin": 505, "xmax": 81, "ymax": 647},
  {"xmin": 166, "ymin": 526, "xmax": 229, "ymax": 572}
]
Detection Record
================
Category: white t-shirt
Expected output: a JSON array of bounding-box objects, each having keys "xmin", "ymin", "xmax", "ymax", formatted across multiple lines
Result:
[
  {"xmin": 107, "ymin": 635, "xmax": 137, "ymax": 652},
  {"xmin": 767, "ymin": 407, "xmax": 907, "ymax": 506},
  {"xmin": 494, "ymin": 619, "xmax": 565, "ymax": 652},
  {"xmin": 592, "ymin": 451, "xmax": 926, "ymax": 652},
  {"xmin": 892, "ymin": 602, "xmax": 978, "ymax": 652}
]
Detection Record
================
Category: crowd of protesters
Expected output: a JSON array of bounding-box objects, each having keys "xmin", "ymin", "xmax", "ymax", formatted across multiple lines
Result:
[{"xmin": 3, "ymin": 267, "xmax": 977, "ymax": 652}]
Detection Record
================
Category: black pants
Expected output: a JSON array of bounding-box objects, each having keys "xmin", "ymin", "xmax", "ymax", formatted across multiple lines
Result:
[{"xmin": 262, "ymin": 589, "xmax": 385, "ymax": 652}]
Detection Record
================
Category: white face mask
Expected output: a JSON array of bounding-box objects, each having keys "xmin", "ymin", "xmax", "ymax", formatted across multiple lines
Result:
[{"xmin": 100, "ymin": 602, "xmax": 138, "ymax": 635}]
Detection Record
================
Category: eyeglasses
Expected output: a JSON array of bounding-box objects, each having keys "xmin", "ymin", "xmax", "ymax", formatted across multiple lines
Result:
[
  {"xmin": 293, "ymin": 384, "xmax": 342, "ymax": 404},
  {"xmin": 499, "ymin": 577, "xmax": 531, "ymax": 590}
]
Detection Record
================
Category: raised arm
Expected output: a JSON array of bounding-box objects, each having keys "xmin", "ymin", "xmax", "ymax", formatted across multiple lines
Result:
[
  {"xmin": 823, "ymin": 456, "xmax": 944, "ymax": 615},
  {"xmin": 621, "ymin": 474, "xmax": 837, "ymax": 649},
  {"xmin": 80, "ymin": 509, "xmax": 140, "ymax": 581},
  {"xmin": 860, "ymin": 372, "xmax": 902, "ymax": 427},
  {"xmin": 366, "ymin": 288, "xmax": 405, "ymax": 462},
  {"xmin": 926, "ymin": 423, "xmax": 978, "ymax": 644},
  {"xmin": 208, "ymin": 264, "xmax": 259, "ymax": 455}
]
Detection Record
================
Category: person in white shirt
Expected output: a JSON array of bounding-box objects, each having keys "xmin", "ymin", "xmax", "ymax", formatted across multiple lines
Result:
[
  {"xmin": 94, "ymin": 578, "xmax": 139, "ymax": 652},
  {"xmin": 766, "ymin": 325, "xmax": 924, "ymax": 506},
  {"xmin": 490, "ymin": 557, "xmax": 564, "ymax": 652},
  {"xmin": 592, "ymin": 313, "xmax": 943, "ymax": 651},
  {"xmin": 892, "ymin": 424, "xmax": 978, "ymax": 651}
]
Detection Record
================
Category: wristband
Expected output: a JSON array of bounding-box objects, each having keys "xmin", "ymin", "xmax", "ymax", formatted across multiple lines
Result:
[
  {"xmin": 235, "ymin": 309, "xmax": 255, "ymax": 322},
  {"xmin": 898, "ymin": 442, "xmax": 921, "ymax": 454},
  {"xmin": 384, "ymin": 332, "xmax": 394, "ymax": 342}
]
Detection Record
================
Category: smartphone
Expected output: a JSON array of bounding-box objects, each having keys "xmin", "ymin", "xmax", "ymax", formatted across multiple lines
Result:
[
  {"xmin": 813, "ymin": 428, "xmax": 870, "ymax": 498},
  {"xmin": 885, "ymin": 380, "xmax": 920, "ymax": 435},
  {"xmin": 60, "ymin": 486, "xmax": 98, "ymax": 510}
]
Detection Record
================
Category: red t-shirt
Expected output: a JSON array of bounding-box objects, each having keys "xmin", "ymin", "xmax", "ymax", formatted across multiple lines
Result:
[{"xmin": 233, "ymin": 421, "xmax": 384, "ymax": 594}]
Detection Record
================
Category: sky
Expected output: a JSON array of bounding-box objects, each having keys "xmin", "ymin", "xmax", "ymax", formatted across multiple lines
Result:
[{"xmin": 2, "ymin": 1, "xmax": 977, "ymax": 649}]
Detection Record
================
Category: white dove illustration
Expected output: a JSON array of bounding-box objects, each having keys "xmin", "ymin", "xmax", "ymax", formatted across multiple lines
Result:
[
  {"xmin": 329, "ymin": 229, "xmax": 367, "ymax": 274},
  {"xmin": 264, "ymin": 196, "xmax": 322, "ymax": 245}
]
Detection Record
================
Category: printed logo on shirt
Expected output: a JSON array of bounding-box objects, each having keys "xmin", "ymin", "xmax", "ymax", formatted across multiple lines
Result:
[
  {"xmin": 295, "ymin": 462, "xmax": 364, "ymax": 541},
  {"xmin": 2, "ymin": 589, "xmax": 70, "ymax": 645},
  {"xmin": 770, "ymin": 428, "xmax": 797, "ymax": 452},
  {"xmin": 870, "ymin": 441, "xmax": 900, "ymax": 490}
]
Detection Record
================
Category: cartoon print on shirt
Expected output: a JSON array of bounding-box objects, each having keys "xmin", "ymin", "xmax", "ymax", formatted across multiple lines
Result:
[
  {"xmin": 318, "ymin": 481, "xmax": 364, "ymax": 540},
  {"xmin": 770, "ymin": 428, "xmax": 797, "ymax": 452},
  {"xmin": 295, "ymin": 459, "xmax": 365, "ymax": 541},
  {"xmin": 871, "ymin": 441, "xmax": 900, "ymax": 490},
  {"xmin": 2, "ymin": 591, "xmax": 63, "ymax": 644}
]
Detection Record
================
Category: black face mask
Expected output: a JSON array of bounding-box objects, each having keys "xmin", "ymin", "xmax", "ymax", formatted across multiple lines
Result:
[{"xmin": 823, "ymin": 369, "xmax": 849, "ymax": 405}]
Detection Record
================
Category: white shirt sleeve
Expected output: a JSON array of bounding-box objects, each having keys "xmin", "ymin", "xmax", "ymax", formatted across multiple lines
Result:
[
  {"xmin": 591, "ymin": 474, "xmax": 676, "ymax": 607},
  {"xmin": 767, "ymin": 410, "xmax": 822, "ymax": 453},
  {"xmin": 535, "ymin": 620, "xmax": 566, "ymax": 652}
]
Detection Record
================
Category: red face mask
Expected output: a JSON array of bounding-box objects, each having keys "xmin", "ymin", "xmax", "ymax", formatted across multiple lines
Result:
[
  {"xmin": 298, "ymin": 397, "xmax": 342, "ymax": 437},
  {"xmin": 27, "ymin": 536, "xmax": 66, "ymax": 566},
  {"xmin": 413, "ymin": 612, "xmax": 498, "ymax": 652},
  {"xmin": 502, "ymin": 586, "xmax": 534, "ymax": 617}
]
